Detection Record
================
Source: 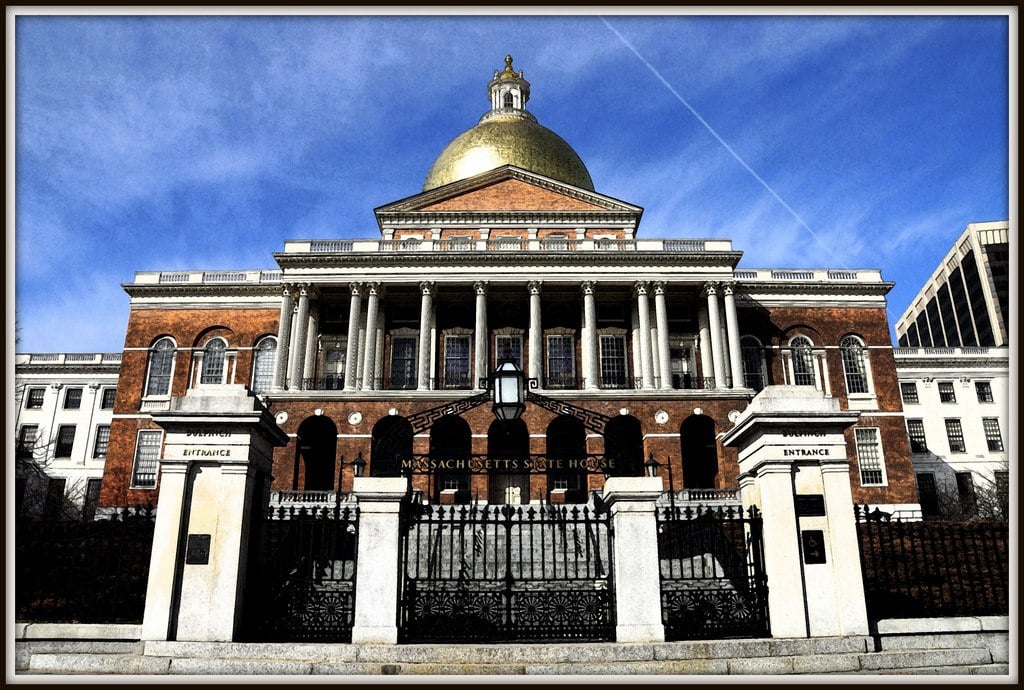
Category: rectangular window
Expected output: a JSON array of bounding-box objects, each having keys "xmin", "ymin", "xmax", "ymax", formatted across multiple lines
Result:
[
  {"xmin": 101, "ymin": 388, "xmax": 117, "ymax": 409},
  {"xmin": 495, "ymin": 335, "xmax": 523, "ymax": 369},
  {"xmin": 44, "ymin": 478, "xmax": 67, "ymax": 519},
  {"xmin": 975, "ymin": 381, "xmax": 994, "ymax": 403},
  {"xmin": 131, "ymin": 430, "xmax": 163, "ymax": 488},
  {"xmin": 26, "ymin": 387, "xmax": 46, "ymax": 409},
  {"xmin": 93, "ymin": 425, "xmax": 111, "ymax": 458},
  {"xmin": 64, "ymin": 387, "xmax": 83, "ymax": 409},
  {"xmin": 900, "ymin": 382, "xmax": 919, "ymax": 404},
  {"xmin": 443, "ymin": 335, "xmax": 472, "ymax": 389},
  {"xmin": 995, "ymin": 471, "xmax": 1009, "ymax": 516},
  {"xmin": 906, "ymin": 419, "xmax": 928, "ymax": 453},
  {"xmin": 55, "ymin": 425, "xmax": 76, "ymax": 458},
  {"xmin": 916, "ymin": 473, "xmax": 939, "ymax": 517},
  {"xmin": 944, "ymin": 418, "xmax": 966, "ymax": 453},
  {"xmin": 599, "ymin": 335, "xmax": 628, "ymax": 388},
  {"xmin": 955, "ymin": 471, "xmax": 976, "ymax": 517},
  {"xmin": 83, "ymin": 479, "xmax": 102, "ymax": 521},
  {"xmin": 17, "ymin": 425, "xmax": 39, "ymax": 459},
  {"xmin": 983, "ymin": 418, "xmax": 1004, "ymax": 452},
  {"xmin": 938, "ymin": 381, "xmax": 956, "ymax": 403},
  {"xmin": 546, "ymin": 335, "xmax": 576, "ymax": 388},
  {"xmin": 390, "ymin": 336, "xmax": 418, "ymax": 389},
  {"xmin": 855, "ymin": 427, "xmax": 885, "ymax": 485}
]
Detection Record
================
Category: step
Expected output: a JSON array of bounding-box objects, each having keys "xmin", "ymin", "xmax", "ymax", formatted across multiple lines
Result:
[{"xmin": 16, "ymin": 641, "xmax": 143, "ymax": 672}]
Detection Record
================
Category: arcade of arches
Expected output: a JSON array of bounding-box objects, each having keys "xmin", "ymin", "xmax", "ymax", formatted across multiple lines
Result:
[{"xmin": 289, "ymin": 411, "xmax": 721, "ymax": 504}]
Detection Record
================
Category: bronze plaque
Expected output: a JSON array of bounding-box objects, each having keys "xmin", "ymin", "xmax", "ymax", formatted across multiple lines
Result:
[{"xmin": 185, "ymin": 534, "xmax": 211, "ymax": 565}]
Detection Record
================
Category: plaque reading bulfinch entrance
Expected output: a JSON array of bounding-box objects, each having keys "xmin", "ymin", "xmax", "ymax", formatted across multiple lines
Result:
[{"xmin": 185, "ymin": 534, "xmax": 212, "ymax": 565}]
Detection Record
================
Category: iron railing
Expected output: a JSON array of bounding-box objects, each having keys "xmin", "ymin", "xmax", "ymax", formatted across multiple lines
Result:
[{"xmin": 855, "ymin": 506, "xmax": 1008, "ymax": 619}]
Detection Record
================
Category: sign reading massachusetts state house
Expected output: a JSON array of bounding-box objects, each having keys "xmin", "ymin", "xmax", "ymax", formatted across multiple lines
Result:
[{"xmin": 399, "ymin": 454, "xmax": 617, "ymax": 474}]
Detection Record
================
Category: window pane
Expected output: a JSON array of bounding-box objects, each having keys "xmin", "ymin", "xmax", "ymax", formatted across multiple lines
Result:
[
  {"xmin": 93, "ymin": 425, "xmax": 111, "ymax": 458},
  {"xmin": 64, "ymin": 388, "xmax": 83, "ymax": 409},
  {"xmin": 55, "ymin": 425, "xmax": 76, "ymax": 457},
  {"xmin": 741, "ymin": 339, "xmax": 765, "ymax": 391},
  {"xmin": 17, "ymin": 425, "xmax": 38, "ymax": 458},
  {"xmin": 444, "ymin": 336, "xmax": 471, "ymax": 389},
  {"xmin": 251, "ymin": 339, "xmax": 277, "ymax": 394},
  {"xmin": 855, "ymin": 427, "xmax": 884, "ymax": 485},
  {"xmin": 390, "ymin": 336, "xmax": 418, "ymax": 389},
  {"xmin": 944, "ymin": 419, "xmax": 966, "ymax": 453},
  {"xmin": 906, "ymin": 419, "xmax": 928, "ymax": 453},
  {"xmin": 201, "ymin": 340, "xmax": 227, "ymax": 384},
  {"xmin": 840, "ymin": 336, "xmax": 869, "ymax": 394},
  {"xmin": 916, "ymin": 473, "xmax": 939, "ymax": 517},
  {"xmin": 983, "ymin": 418, "xmax": 1004, "ymax": 452},
  {"xmin": 955, "ymin": 472, "xmax": 976, "ymax": 517},
  {"xmin": 975, "ymin": 381, "xmax": 994, "ymax": 403},
  {"xmin": 26, "ymin": 388, "xmax": 45, "ymax": 409},
  {"xmin": 146, "ymin": 339, "xmax": 175, "ymax": 396},
  {"xmin": 495, "ymin": 335, "xmax": 522, "ymax": 368},
  {"xmin": 599, "ymin": 335, "xmax": 628, "ymax": 388},
  {"xmin": 101, "ymin": 388, "xmax": 117, "ymax": 409},
  {"xmin": 546, "ymin": 335, "xmax": 576, "ymax": 388},
  {"xmin": 938, "ymin": 381, "xmax": 956, "ymax": 403},
  {"xmin": 132, "ymin": 431, "xmax": 162, "ymax": 488},
  {"xmin": 900, "ymin": 382, "xmax": 919, "ymax": 404},
  {"xmin": 791, "ymin": 337, "xmax": 815, "ymax": 386}
]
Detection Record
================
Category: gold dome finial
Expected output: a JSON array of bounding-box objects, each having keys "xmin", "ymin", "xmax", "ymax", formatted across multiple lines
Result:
[{"xmin": 500, "ymin": 54, "xmax": 517, "ymax": 78}]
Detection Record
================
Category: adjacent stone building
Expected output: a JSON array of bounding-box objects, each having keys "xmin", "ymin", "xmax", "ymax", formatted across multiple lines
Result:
[{"xmin": 97, "ymin": 56, "xmax": 921, "ymax": 515}]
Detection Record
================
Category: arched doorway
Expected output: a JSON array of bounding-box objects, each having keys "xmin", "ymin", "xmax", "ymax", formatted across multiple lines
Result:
[
  {"xmin": 295, "ymin": 415, "xmax": 338, "ymax": 491},
  {"xmin": 371, "ymin": 416, "xmax": 413, "ymax": 477},
  {"xmin": 429, "ymin": 415, "xmax": 471, "ymax": 503},
  {"xmin": 680, "ymin": 415, "xmax": 718, "ymax": 488},
  {"xmin": 488, "ymin": 419, "xmax": 529, "ymax": 504},
  {"xmin": 546, "ymin": 416, "xmax": 586, "ymax": 502},
  {"xmin": 604, "ymin": 415, "xmax": 643, "ymax": 477}
]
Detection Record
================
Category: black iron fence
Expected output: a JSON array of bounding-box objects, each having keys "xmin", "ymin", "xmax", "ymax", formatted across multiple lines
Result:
[
  {"xmin": 657, "ymin": 505, "xmax": 769, "ymax": 640},
  {"xmin": 855, "ymin": 506, "xmax": 1009, "ymax": 619},
  {"xmin": 399, "ymin": 501, "xmax": 615, "ymax": 643},
  {"xmin": 15, "ymin": 507, "xmax": 156, "ymax": 623},
  {"xmin": 242, "ymin": 503, "xmax": 359, "ymax": 642}
]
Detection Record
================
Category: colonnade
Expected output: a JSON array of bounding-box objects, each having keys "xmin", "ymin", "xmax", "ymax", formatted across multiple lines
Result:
[{"xmin": 272, "ymin": 280, "xmax": 747, "ymax": 392}]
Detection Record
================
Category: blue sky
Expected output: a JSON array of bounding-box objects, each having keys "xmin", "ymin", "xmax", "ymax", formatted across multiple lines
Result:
[{"xmin": 11, "ymin": 11, "xmax": 1012, "ymax": 353}]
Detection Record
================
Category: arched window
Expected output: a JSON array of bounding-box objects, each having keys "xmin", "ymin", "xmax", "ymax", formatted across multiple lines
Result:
[
  {"xmin": 680, "ymin": 414, "xmax": 718, "ymax": 488},
  {"xmin": 546, "ymin": 416, "xmax": 586, "ymax": 502},
  {"xmin": 430, "ymin": 415, "xmax": 472, "ymax": 503},
  {"xmin": 200, "ymin": 338, "xmax": 228, "ymax": 384},
  {"xmin": 790, "ymin": 336, "xmax": 816, "ymax": 386},
  {"xmin": 295, "ymin": 415, "xmax": 338, "ymax": 491},
  {"xmin": 251, "ymin": 337, "xmax": 277, "ymax": 394},
  {"xmin": 488, "ymin": 419, "xmax": 530, "ymax": 505},
  {"xmin": 740, "ymin": 336, "xmax": 767, "ymax": 391},
  {"xmin": 371, "ymin": 416, "xmax": 413, "ymax": 477},
  {"xmin": 144, "ymin": 337, "xmax": 176, "ymax": 397},
  {"xmin": 840, "ymin": 335, "xmax": 870, "ymax": 394},
  {"xmin": 503, "ymin": 91, "xmax": 513, "ymax": 108},
  {"xmin": 604, "ymin": 416, "xmax": 643, "ymax": 477}
]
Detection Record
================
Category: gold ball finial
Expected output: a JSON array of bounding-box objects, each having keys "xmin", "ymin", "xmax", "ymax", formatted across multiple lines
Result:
[{"xmin": 500, "ymin": 54, "xmax": 517, "ymax": 78}]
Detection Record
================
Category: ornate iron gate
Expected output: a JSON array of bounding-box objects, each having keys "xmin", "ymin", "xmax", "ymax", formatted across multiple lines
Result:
[
  {"xmin": 399, "ymin": 502, "xmax": 615, "ymax": 643},
  {"xmin": 243, "ymin": 503, "xmax": 359, "ymax": 642},
  {"xmin": 657, "ymin": 504, "xmax": 769, "ymax": 640}
]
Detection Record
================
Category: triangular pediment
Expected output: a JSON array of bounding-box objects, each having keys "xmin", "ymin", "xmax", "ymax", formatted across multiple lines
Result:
[{"xmin": 375, "ymin": 165, "xmax": 642, "ymax": 216}]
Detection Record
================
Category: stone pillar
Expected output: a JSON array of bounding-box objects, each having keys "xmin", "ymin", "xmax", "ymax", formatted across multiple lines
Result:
[
  {"xmin": 361, "ymin": 282, "xmax": 381, "ymax": 391},
  {"xmin": 722, "ymin": 385, "xmax": 868, "ymax": 638},
  {"xmin": 289, "ymin": 285, "xmax": 311, "ymax": 390},
  {"xmin": 528, "ymin": 281, "xmax": 543, "ymax": 387},
  {"xmin": 417, "ymin": 281, "xmax": 435, "ymax": 391},
  {"xmin": 603, "ymin": 477, "xmax": 665, "ymax": 643},
  {"xmin": 141, "ymin": 385, "xmax": 288, "ymax": 642},
  {"xmin": 351, "ymin": 476, "xmax": 410, "ymax": 644},
  {"xmin": 705, "ymin": 283, "xmax": 727, "ymax": 389},
  {"xmin": 723, "ymin": 283, "xmax": 745, "ymax": 389},
  {"xmin": 635, "ymin": 282, "xmax": 655, "ymax": 390},
  {"xmin": 653, "ymin": 282, "xmax": 673, "ymax": 390},
  {"xmin": 272, "ymin": 286, "xmax": 294, "ymax": 390},
  {"xmin": 581, "ymin": 281, "xmax": 598, "ymax": 390},
  {"xmin": 302, "ymin": 307, "xmax": 318, "ymax": 384},
  {"xmin": 474, "ymin": 281, "xmax": 488, "ymax": 390},
  {"xmin": 344, "ymin": 283, "xmax": 362, "ymax": 391},
  {"xmin": 697, "ymin": 302, "xmax": 712, "ymax": 389}
]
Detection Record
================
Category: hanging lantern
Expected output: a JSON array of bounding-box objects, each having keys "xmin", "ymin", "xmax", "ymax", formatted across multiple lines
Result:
[{"xmin": 491, "ymin": 359, "xmax": 526, "ymax": 421}]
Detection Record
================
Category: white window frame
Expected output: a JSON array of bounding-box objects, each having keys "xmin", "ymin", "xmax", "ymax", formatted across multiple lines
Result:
[
  {"xmin": 389, "ymin": 334, "xmax": 419, "ymax": 390},
  {"xmin": 193, "ymin": 337, "xmax": 235, "ymax": 387},
  {"xmin": 93, "ymin": 425, "xmax": 111, "ymax": 458},
  {"xmin": 545, "ymin": 332, "xmax": 576, "ymax": 389},
  {"xmin": 982, "ymin": 417, "xmax": 1004, "ymax": 452},
  {"xmin": 787, "ymin": 335, "xmax": 820, "ymax": 388},
  {"xmin": 443, "ymin": 334, "xmax": 472, "ymax": 389},
  {"xmin": 494, "ymin": 333, "xmax": 523, "ymax": 369},
  {"xmin": 900, "ymin": 381, "xmax": 919, "ymax": 404},
  {"xmin": 938, "ymin": 381, "xmax": 957, "ymax": 403},
  {"xmin": 975, "ymin": 380, "xmax": 994, "ymax": 403},
  {"xmin": 25, "ymin": 387, "xmax": 46, "ymax": 409},
  {"xmin": 598, "ymin": 333, "xmax": 629, "ymax": 389},
  {"xmin": 143, "ymin": 337, "xmax": 177, "ymax": 399},
  {"xmin": 100, "ymin": 387, "xmax": 117, "ymax": 409},
  {"xmin": 944, "ymin": 418, "xmax": 966, "ymax": 453},
  {"xmin": 55, "ymin": 424, "xmax": 76, "ymax": 458},
  {"xmin": 131, "ymin": 429, "xmax": 163, "ymax": 489},
  {"xmin": 250, "ymin": 336, "xmax": 277, "ymax": 394},
  {"xmin": 740, "ymin": 335, "xmax": 767, "ymax": 391},
  {"xmin": 854, "ymin": 426, "xmax": 886, "ymax": 486},
  {"xmin": 840, "ymin": 334, "xmax": 877, "ymax": 409},
  {"xmin": 906, "ymin": 418, "xmax": 928, "ymax": 453}
]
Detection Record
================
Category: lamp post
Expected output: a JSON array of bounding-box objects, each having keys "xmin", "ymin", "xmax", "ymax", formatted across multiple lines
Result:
[
  {"xmin": 644, "ymin": 453, "xmax": 661, "ymax": 478},
  {"xmin": 339, "ymin": 452, "xmax": 368, "ymax": 494}
]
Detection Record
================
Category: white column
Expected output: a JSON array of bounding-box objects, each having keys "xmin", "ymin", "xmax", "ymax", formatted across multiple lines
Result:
[
  {"xmin": 473, "ymin": 281, "xmax": 488, "ymax": 390},
  {"xmin": 653, "ymin": 282, "xmax": 673, "ymax": 390},
  {"xmin": 344, "ymin": 283, "xmax": 362, "ymax": 391},
  {"xmin": 581, "ymin": 281, "xmax": 598, "ymax": 390},
  {"xmin": 635, "ymin": 282, "xmax": 655, "ymax": 389},
  {"xmin": 603, "ymin": 477, "xmax": 666, "ymax": 642},
  {"xmin": 302, "ymin": 308, "xmax": 318, "ymax": 384},
  {"xmin": 417, "ymin": 281, "xmax": 435, "ymax": 391},
  {"xmin": 361, "ymin": 283, "xmax": 381, "ymax": 391},
  {"xmin": 272, "ymin": 286, "xmax": 294, "ymax": 390},
  {"xmin": 351, "ymin": 476, "xmax": 410, "ymax": 644},
  {"xmin": 820, "ymin": 462, "xmax": 870, "ymax": 635},
  {"xmin": 141, "ymin": 461, "xmax": 189, "ymax": 640},
  {"xmin": 697, "ymin": 302, "xmax": 712, "ymax": 389},
  {"xmin": 527, "ymin": 281, "xmax": 543, "ymax": 387},
  {"xmin": 705, "ymin": 283, "xmax": 726, "ymax": 389},
  {"xmin": 289, "ymin": 285, "xmax": 311, "ymax": 390},
  {"xmin": 723, "ymin": 283, "xmax": 745, "ymax": 389}
]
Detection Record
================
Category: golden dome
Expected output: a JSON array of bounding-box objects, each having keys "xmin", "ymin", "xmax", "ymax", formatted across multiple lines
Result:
[{"xmin": 422, "ymin": 56, "xmax": 594, "ymax": 192}]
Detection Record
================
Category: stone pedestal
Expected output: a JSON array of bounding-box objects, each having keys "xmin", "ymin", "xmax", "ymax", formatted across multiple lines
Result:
[
  {"xmin": 722, "ymin": 385, "xmax": 869, "ymax": 638},
  {"xmin": 351, "ymin": 476, "xmax": 410, "ymax": 644},
  {"xmin": 603, "ymin": 476, "xmax": 665, "ymax": 643},
  {"xmin": 141, "ymin": 385, "xmax": 288, "ymax": 642}
]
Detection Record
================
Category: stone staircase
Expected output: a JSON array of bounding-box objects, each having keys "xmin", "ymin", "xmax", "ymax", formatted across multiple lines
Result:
[{"xmin": 16, "ymin": 636, "xmax": 1009, "ymax": 676}]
